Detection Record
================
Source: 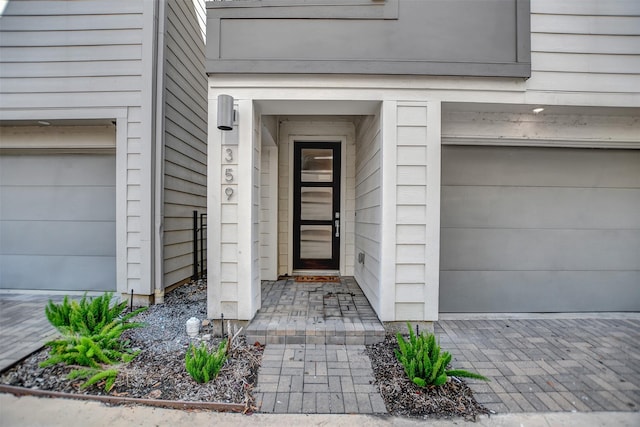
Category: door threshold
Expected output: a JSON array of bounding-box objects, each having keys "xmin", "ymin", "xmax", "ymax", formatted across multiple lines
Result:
[{"xmin": 292, "ymin": 270, "xmax": 340, "ymax": 277}]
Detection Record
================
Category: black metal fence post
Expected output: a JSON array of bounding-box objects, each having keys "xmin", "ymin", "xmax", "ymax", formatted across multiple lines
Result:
[
  {"xmin": 200, "ymin": 213, "xmax": 207, "ymax": 279},
  {"xmin": 192, "ymin": 210, "xmax": 198, "ymax": 279}
]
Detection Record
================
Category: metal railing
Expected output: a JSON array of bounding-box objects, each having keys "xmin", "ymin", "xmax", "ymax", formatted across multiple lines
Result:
[{"xmin": 192, "ymin": 211, "xmax": 207, "ymax": 280}]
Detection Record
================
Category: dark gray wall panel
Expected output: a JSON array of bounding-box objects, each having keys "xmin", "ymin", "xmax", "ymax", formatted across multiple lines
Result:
[
  {"xmin": 207, "ymin": 0, "xmax": 531, "ymax": 77},
  {"xmin": 440, "ymin": 145, "xmax": 640, "ymax": 312}
]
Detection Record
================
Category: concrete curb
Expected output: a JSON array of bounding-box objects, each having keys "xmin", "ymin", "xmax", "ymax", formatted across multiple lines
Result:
[
  {"xmin": 2, "ymin": 393, "xmax": 639, "ymax": 427},
  {"xmin": 0, "ymin": 384, "xmax": 247, "ymax": 413}
]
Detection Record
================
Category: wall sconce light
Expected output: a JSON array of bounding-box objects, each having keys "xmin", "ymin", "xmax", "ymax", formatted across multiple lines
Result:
[
  {"xmin": 217, "ymin": 94, "xmax": 235, "ymax": 131},
  {"xmin": 532, "ymin": 107, "xmax": 545, "ymax": 114}
]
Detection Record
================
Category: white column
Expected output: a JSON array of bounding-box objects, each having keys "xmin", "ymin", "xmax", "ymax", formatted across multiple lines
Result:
[
  {"xmin": 425, "ymin": 100, "xmax": 441, "ymax": 321},
  {"xmin": 379, "ymin": 100, "xmax": 398, "ymax": 321}
]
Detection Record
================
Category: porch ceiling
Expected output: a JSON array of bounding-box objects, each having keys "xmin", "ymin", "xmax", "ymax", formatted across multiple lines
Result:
[{"xmin": 443, "ymin": 102, "xmax": 640, "ymax": 117}]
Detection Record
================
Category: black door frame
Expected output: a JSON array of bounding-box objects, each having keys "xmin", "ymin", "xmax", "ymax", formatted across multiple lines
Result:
[{"xmin": 292, "ymin": 141, "xmax": 341, "ymax": 270}]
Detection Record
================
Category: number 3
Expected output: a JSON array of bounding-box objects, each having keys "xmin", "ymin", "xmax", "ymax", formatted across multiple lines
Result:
[{"xmin": 225, "ymin": 148, "xmax": 233, "ymax": 162}]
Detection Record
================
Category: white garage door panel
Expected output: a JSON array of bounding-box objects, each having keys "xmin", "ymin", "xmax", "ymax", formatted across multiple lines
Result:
[
  {"xmin": 0, "ymin": 255, "xmax": 116, "ymax": 292},
  {"xmin": 441, "ymin": 229, "xmax": 640, "ymax": 271},
  {"xmin": 442, "ymin": 146, "xmax": 640, "ymax": 188},
  {"xmin": 440, "ymin": 271, "xmax": 640, "ymax": 312},
  {"xmin": 442, "ymin": 187, "xmax": 640, "ymax": 229},
  {"xmin": 0, "ymin": 154, "xmax": 115, "ymax": 186},
  {"xmin": 1, "ymin": 221, "xmax": 115, "ymax": 255},
  {"xmin": 0, "ymin": 152, "xmax": 115, "ymax": 292},
  {"xmin": 440, "ymin": 145, "xmax": 640, "ymax": 313},
  {"xmin": 0, "ymin": 187, "xmax": 115, "ymax": 221}
]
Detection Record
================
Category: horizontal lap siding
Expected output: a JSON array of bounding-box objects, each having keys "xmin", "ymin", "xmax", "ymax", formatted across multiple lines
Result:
[
  {"xmin": 355, "ymin": 114, "xmax": 382, "ymax": 313},
  {"xmin": 0, "ymin": 2, "xmax": 144, "ymax": 109},
  {"xmin": 162, "ymin": 0, "xmax": 207, "ymax": 288},
  {"xmin": 394, "ymin": 104, "xmax": 429, "ymax": 320},
  {"xmin": 528, "ymin": 0, "xmax": 640, "ymax": 98}
]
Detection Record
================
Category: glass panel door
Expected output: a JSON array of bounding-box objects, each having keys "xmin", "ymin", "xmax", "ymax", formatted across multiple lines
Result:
[{"xmin": 293, "ymin": 142, "xmax": 341, "ymax": 270}]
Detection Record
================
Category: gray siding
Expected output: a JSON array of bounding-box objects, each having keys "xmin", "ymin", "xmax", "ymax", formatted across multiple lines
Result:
[
  {"xmin": 162, "ymin": 0, "xmax": 208, "ymax": 287},
  {"xmin": 206, "ymin": 0, "xmax": 530, "ymax": 77},
  {"xmin": 440, "ymin": 145, "xmax": 640, "ymax": 312}
]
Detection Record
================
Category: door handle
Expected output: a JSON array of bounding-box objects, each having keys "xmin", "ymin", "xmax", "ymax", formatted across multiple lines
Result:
[{"xmin": 335, "ymin": 219, "xmax": 340, "ymax": 237}]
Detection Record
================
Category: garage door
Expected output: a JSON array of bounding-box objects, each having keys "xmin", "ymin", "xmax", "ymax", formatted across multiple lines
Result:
[
  {"xmin": 0, "ymin": 153, "xmax": 116, "ymax": 292},
  {"xmin": 440, "ymin": 145, "xmax": 640, "ymax": 312}
]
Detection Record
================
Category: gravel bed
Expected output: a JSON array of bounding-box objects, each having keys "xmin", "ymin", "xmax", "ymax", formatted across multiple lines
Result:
[
  {"xmin": 2, "ymin": 280, "xmax": 488, "ymax": 419},
  {"xmin": 0, "ymin": 280, "xmax": 263, "ymax": 411}
]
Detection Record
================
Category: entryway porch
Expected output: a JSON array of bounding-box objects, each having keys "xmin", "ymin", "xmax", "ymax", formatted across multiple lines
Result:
[{"xmin": 246, "ymin": 277, "xmax": 385, "ymax": 346}]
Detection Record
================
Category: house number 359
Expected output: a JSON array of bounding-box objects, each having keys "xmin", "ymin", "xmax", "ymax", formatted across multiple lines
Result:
[{"xmin": 225, "ymin": 168, "xmax": 234, "ymax": 182}]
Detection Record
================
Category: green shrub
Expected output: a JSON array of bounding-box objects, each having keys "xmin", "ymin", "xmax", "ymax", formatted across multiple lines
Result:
[
  {"xmin": 41, "ymin": 292, "xmax": 146, "ymax": 392},
  {"xmin": 395, "ymin": 323, "xmax": 488, "ymax": 387},
  {"xmin": 185, "ymin": 341, "xmax": 228, "ymax": 384},
  {"xmin": 45, "ymin": 292, "xmax": 146, "ymax": 336}
]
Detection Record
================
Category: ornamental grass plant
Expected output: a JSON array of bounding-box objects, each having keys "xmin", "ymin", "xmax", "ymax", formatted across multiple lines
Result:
[
  {"xmin": 395, "ymin": 322, "xmax": 488, "ymax": 387},
  {"xmin": 185, "ymin": 340, "xmax": 228, "ymax": 384}
]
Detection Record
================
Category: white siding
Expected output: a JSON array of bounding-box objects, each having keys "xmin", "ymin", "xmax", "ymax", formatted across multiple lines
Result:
[
  {"xmin": 394, "ymin": 104, "xmax": 428, "ymax": 320},
  {"xmin": 354, "ymin": 114, "xmax": 382, "ymax": 314},
  {"xmin": 162, "ymin": 0, "xmax": 207, "ymax": 287},
  {"xmin": 260, "ymin": 144, "xmax": 278, "ymax": 281},
  {"xmin": 527, "ymin": 0, "xmax": 640, "ymax": 103},
  {"xmin": 0, "ymin": 1, "xmax": 144, "ymax": 110}
]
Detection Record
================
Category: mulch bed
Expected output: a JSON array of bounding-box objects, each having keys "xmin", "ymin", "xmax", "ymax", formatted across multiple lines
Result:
[{"xmin": 366, "ymin": 335, "xmax": 490, "ymax": 420}]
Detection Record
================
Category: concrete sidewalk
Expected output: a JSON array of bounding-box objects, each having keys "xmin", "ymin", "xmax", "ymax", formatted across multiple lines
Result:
[{"xmin": 1, "ymin": 394, "xmax": 639, "ymax": 427}]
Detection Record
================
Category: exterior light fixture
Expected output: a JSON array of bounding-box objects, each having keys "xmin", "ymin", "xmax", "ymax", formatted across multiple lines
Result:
[
  {"xmin": 37, "ymin": 120, "xmax": 51, "ymax": 126},
  {"xmin": 217, "ymin": 94, "xmax": 235, "ymax": 131},
  {"xmin": 532, "ymin": 107, "xmax": 544, "ymax": 114}
]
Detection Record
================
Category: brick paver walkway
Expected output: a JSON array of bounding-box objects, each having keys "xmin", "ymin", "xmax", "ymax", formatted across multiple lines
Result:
[
  {"xmin": 437, "ymin": 317, "xmax": 640, "ymax": 413},
  {"xmin": 246, "ymin": 278, "xmax": 385, "ymax": 346},
  {"xmin": 254, "ymin": 343, "xmax": 386, "ymax": 414},
  {"xmin": 0, "ymin": 293, "xmax": 60, "ymax": 371}
]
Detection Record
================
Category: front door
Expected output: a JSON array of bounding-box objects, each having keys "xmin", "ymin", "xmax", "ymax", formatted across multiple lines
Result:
[{"xmin": 293, "ymin": 142, "xmax": 341, "ymax": 270}]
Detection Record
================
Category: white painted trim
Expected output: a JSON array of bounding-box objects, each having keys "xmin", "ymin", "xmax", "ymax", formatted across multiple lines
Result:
[
  {"xmin": 153, "ymin": 0, "xmax": 167, "ymax": 300},
  {"xmin": 139, "ymin": 0, "xmax": 158, "ymax": 296},
  {"xmin": 267, "ymin": 145, "xmax": 279, "ymax": 280},
  {"xmin": 425, "ymin": 100, "xmax": 441, "ymax": 321},
  {"xmin": 286, "ymin": 133, "xmax": 349, "ymax": 275},
  {"xmin": 442, "ymin": 136, "xmax": 640, "ymax": 149},
  {"xmin": 116, "ymin": 115, "xmax": 128, "ymax": 296},
  {"xmin": 237, "ymin": 99, "xmax": 254, "ymax": 319},
  {"xmin": 379, "ymin": 100, "xmax": 397, "ymax": 321},
  {"xmin": 0, "ymin": 108, "xmax": 128, "ymax": 122},
  {"xmin": 207, "ymin": 97, "xmax": 223, "ymax": 319}
]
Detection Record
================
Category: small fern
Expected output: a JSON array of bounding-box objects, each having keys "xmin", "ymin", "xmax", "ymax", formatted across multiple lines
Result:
[
  {"xmin": 185, "ymin": 341, "xmax": 228, "ymax": 384},
  {"xmin": 67, "ymin": 367, "xmax": 119, "ymax": 392},
  {"xmin": 395, "ymin": 322, "xmax": 488, "ymax": 387}
]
